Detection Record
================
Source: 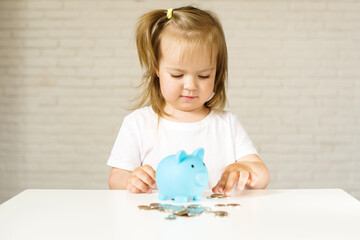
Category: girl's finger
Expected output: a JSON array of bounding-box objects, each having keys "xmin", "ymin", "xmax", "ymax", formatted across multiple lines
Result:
[
  {"xmin": 126, "ymin": 182, "xmax": 142, "ymax": 193},
  {"xmin": 136, "ymin": 168, "xmax": 156, "ymax": 188},
  {"xmin": 129, "ymin": 176, "xmax": 149, "ymax": 193},
  {"xmin": 216, "ymin": 172, "xmax": 230, "ymax": 193},
  {"xmin": 142, "ymin": 165, "xmax": 156, "ymax": 182},
  {"xmin": 212, "ymin": 183, "xmax": 220, "ymax": 193},
  {"xmin": 249, "ymin": 173, "xmax": 258, "ymax": 187},
  {"xmin": 237, "ymin": 171, "xmax": 249, "ymax": 191},
  {"xmin": 224, "ymin": 171, "xmax": 239, "ymax": 196}
]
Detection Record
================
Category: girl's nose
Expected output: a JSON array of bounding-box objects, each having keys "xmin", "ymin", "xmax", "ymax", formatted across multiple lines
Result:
[{"xmin": 183, "ymin": 76, "xmax": 197, "ymax": 91}]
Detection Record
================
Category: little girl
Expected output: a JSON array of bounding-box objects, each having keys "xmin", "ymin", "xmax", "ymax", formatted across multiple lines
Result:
[{"xmin": 107, "ymin": 6, "xmax": 269, "ymax": 196}]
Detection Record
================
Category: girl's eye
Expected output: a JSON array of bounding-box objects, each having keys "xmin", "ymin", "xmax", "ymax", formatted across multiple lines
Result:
[
  {"xmin": 171, "ymin": 74, "xmax": 183, "ymax": 78},
  {"xmin": 199, "ymin": 75, "xmax": 210, "ymax": 79}
]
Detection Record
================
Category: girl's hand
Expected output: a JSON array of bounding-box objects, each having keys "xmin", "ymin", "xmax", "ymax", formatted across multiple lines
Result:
[
  {"xmin": 126, "ymin": 165, "xmax": 156, "ymax": 194},
  {"xmin": 212, "ymin": 161, "xmax": 258, "ymax": 196}
]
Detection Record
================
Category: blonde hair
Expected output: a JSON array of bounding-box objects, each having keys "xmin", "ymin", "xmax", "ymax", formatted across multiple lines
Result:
[{"xmin": 134, "ymin": 6, "xmax": 228, "ymax": 117}]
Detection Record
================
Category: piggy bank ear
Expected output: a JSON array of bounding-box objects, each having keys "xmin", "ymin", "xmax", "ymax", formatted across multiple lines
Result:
[
  {"xmin": 191, "ymin": 148, "xmax": 204, "ymax": 161},
  {"xmin": 176, "ymin": 150, "xmax": 187, "ymax": 163}
]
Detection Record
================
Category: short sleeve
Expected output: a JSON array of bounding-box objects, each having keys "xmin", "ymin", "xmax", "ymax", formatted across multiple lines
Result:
[
  {"xmin": 107, "ymin": 115, "xmax": 142, "ymax": 171},
  {"xmin": 231, "ymin": 114, "xmax": 259, "ymax": 160}
]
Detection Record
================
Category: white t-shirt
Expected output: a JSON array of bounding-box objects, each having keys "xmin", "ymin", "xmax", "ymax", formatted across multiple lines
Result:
[{"xmin": 107, "ymin": 106, "xmax": 258, "ymax": 188}]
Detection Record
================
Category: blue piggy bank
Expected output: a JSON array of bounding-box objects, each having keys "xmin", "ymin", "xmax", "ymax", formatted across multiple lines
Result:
[{"xmin": 156, "ymin": 148, "xmax": 209, "ymax": 203}]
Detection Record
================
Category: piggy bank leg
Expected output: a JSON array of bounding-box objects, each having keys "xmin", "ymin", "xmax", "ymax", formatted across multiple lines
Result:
[
  {"xmin": 174, "ymin": 196, "xmax": 188, "ymax": 203},
  {"xmin": 158, "ymin": 192, "xmax": 168, "ymax": 201},
  {"xmin": 193, "ymin": 195, "xmax": 202, "ymax": 201}
]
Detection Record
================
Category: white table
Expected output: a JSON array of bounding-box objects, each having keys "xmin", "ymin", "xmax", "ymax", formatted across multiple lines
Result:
[{"xmin": 0, "ymin": 189, "xmax": 359, "ymax": 240}]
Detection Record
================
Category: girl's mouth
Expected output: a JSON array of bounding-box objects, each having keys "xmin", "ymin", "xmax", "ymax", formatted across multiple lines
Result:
[{"xmin": 181, "ymin": 95, "xmax": 196, "ymax": 100}]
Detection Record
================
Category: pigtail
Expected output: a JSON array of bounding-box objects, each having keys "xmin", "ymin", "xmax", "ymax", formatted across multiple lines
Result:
[
  {"xmin": 133, "ymin": 9, "xmax": 169, "ymax": 112},
  {"xmin": 136, "ymin": 10, "xmax": 165, "ymax": 70}
]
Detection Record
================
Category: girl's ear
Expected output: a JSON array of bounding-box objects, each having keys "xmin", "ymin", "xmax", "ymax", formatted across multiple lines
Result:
[{"xmin": 155, "ymin": 63, "xmax": 160, "ymax": 77}]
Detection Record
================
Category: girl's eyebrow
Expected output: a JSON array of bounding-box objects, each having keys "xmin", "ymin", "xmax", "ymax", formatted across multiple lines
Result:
[{"xmin": 166, "ymin": 67, "xmax": 216, "ymax": 72}]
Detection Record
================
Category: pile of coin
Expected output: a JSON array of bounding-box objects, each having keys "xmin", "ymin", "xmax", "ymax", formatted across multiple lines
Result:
[
  {"xmin": 138, "ymin": 203, "xmax": 227, "ymax": 220},
  {"xmin": 137, "ymin": 194, "xmax": 241, "ymax": 220}
]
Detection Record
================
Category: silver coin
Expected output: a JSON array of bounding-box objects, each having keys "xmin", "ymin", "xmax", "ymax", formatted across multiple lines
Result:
[
  {"xmin": 160, "ymin": 204, "xmax": 172, "ymax": 208},
  {"xmin": 186, "ymin": 209, "xmax": 202, "ymax": 216},
  {"xmin": 165, "ymin": 214, "xmax": 176, "ymax": 220},
  {"xmin": 158, "ymin": 204, "xmax": 173, "ymax": 212},
  {"xmin": 187, "ymin": 204, "xmax": 201, "ymax": 209},
  {"xmin": 162, "ymin": 205, "xmax": 187, "ymax": 215},
  {"xmin": 149, "ymin": 203, "xmax": 161, "ymax": 209},
  {"xmin": 160, "ymin": 207, "xmax": 173, "ymax": 213},
  {"xmin": 198, "ymin": 206, "xmax": 212, "ymax": 212}
]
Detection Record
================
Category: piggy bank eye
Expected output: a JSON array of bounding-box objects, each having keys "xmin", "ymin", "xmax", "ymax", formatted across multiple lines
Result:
[
  {"xmin": 191, "ymin": 164, "xmax": 194, "ymax": 168},
  {"xmin": 203, "ymin": 163, "xmax": 205, "ymax": 166}
]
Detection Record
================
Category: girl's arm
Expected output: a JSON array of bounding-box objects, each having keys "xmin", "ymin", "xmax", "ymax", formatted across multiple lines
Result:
[
  {"xmin": 212, "ymin": 154, "xmax": 270, "ymax": 196},
  {"xmin": 109, "ymin": 165, "xmax": 156, "ymax": 193}
]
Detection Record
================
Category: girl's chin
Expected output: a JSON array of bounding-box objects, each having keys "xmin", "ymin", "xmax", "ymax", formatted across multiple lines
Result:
[
  {"xmin": 165, "ymin": 102, "xmax": 206, "ymax": 112},
  {"xmin": 176, "ymin": 105, "xmax": 207, "ymax": 113}
]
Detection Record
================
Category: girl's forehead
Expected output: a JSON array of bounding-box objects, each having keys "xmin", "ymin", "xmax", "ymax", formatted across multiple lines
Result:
[{"xmin": 159, "ymin": 35, "xmax": 217, "ymax": 68}]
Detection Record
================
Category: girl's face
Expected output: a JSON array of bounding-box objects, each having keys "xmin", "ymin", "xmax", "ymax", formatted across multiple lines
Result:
[{"xmin": 157, "ymin": 36, "xmax": 216, "ymax": 118}]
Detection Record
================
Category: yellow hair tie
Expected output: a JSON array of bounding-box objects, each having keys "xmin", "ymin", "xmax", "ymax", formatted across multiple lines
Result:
[{"xmin": 166, "ymin": 8, "xmax": 173, "ymax": 19}]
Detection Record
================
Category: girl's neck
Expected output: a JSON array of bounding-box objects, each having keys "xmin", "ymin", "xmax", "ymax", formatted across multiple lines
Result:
[{"xmin": 162, "ymin": 106, "xmax": 210, "ymax": 123}]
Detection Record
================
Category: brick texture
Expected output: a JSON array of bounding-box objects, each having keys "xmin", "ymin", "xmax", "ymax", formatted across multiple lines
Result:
[{"xmin": 1, "ymin": 0, "xmax": 359, "ymax": 203}]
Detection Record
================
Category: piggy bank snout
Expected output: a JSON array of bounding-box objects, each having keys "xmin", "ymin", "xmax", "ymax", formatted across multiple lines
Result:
[{"xmin": 195, "ymin": 172, "xmax": 208, "ymax": 187}]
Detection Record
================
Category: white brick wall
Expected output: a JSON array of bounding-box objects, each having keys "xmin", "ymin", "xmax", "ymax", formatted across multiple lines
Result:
[{"xmin": 1, "ymin": 0, "xmax": 359, "ymax": 203}]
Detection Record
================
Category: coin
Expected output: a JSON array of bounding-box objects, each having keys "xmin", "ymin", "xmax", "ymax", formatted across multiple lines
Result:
[
  {"xmin": 187, "ymin": 204, "xmax": 201, "ymax": 209},
  {"xmin": 165, "ymin": 214, "xmax": 176, "ymax": 220},
  {"xmin": 211, "ymin": 193, "xmax": 224, "ymax": 198},
  {"xmin": 162, "ymin": 205, "xmax": 187, "ymax": 215},
  {"xmin": 227, "ymin": 203, "xmax": 241, "ymax": 207},
  {"xmin": 159, "ymin": 204, "xmax": 174, "ymax": 213},
  {"xmin": 207, "ymin": 193, "xmax": 230, "ymax": 199},
  {"xmin": 213, "ymin": 211, "xmax": 228, "ymax": 217},
  {"xmin": 187, "ymin": 208, "xmax": 202, "ymax": 216},
  {"xmin": 173, "ymin": 209, "xmax": 189, "ymax": 216},
  {"xmin": 159, "ymin": 207, "xmax": 172, "ymax": 213},
  {"xmin": 138, "ymin": 205, "xmax": 151, "ymax": 210},
  {"xmin": 149, "ymin": 203, "xmax": 161, "ymax": 209},
  {"xmin": 197, "ymin": 206, "xmax": 212, "ymax": 213},
  {"xmin": 215, "ymin": 204, "xmax": 226, "ymax": 207}
]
